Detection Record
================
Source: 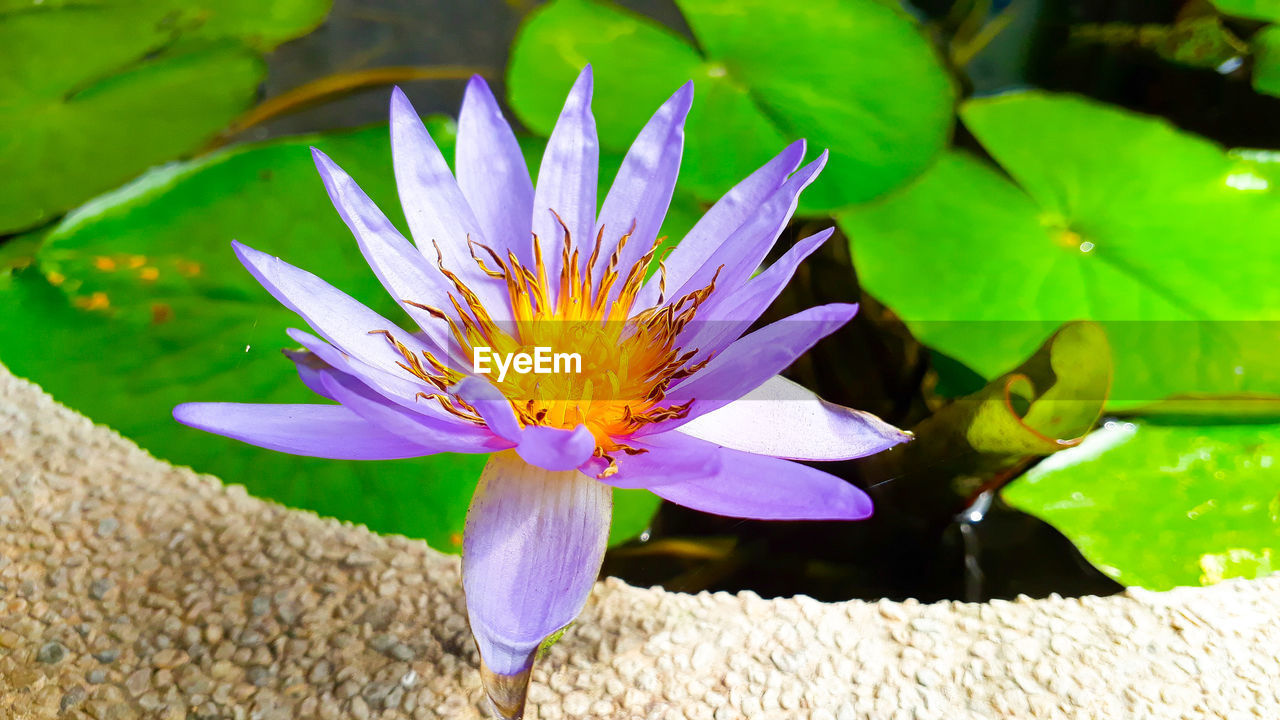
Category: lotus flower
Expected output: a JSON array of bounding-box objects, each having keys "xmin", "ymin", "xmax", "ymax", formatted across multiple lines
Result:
[{"xmin": 174, "ymin": 66, "xmax": 909, "ymax": 718}]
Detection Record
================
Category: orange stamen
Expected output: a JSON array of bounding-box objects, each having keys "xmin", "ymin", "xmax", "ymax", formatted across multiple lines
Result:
[{"xmin": 371, "ymin": 221, "xmax": 720, "ymax": 463}]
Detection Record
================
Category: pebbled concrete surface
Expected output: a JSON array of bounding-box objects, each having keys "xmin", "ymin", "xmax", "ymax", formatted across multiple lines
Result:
[{"xmin": 1, "ymin": 361, "xmax": 1278, "ymax": 720}]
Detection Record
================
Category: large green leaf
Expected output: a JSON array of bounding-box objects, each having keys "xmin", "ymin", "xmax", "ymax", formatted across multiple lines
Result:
[
  {"xmin": 2, "ymin": 124, "xmax": 659, "ymax": 551},
  {"xmin": 841, "ymin": 92, "xmax": 1280, "ymax": 407},
  {"xmin": 1252, "ymin": 25, "xmax": 1280, "ymax": 98},
  {"xmin": 0, "ymin": 0, "xmax": 332, "ymax": 233},
  {"xmin": 507, "ymin": 0, "xmax": 954, "ymax": 212},
  {"xmin": 1004, "ymin": 420, "xmax": 1280, "ymax": 590},
  {"xmin": 1211, "ymin": 0, "xmax": 1280, "ymax": 21}
]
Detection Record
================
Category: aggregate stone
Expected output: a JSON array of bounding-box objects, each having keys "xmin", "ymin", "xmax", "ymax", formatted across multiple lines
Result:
[
  {"xmin": 36, "ymin": 641, "xmax": 67, "ymax": 664},
  {"xmin": 96, "ymin": 517, "xmax": 119, "ymax": 538},
  {"xmin": 59, "ymin": 684, "xmax": 86, "ymax": 712},
  {"xmin": 251, "ymin": 595, "xmax": 270, "ymax": 617},
  {"xmin": 3, "ymin": 362, "xmax": 1280, "ymax": 720}
]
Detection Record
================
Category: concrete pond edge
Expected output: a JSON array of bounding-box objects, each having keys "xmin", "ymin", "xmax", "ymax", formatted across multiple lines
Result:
[{"xmin": 1, "ymin": 363, "xmax": 1277, "ymax": 719}]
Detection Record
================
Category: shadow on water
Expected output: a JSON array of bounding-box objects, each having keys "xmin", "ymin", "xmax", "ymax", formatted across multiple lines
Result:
[{"xmin": 603, "ymin": 494, "xmax": 1124, "ymax": 603}]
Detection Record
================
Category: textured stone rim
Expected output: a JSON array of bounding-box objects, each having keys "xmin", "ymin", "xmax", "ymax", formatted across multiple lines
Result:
[{"xmin": 2, "ymin": 362, "xmax": 1277, "ymax": 720}]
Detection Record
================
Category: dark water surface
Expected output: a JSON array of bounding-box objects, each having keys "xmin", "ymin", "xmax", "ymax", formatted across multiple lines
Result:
[
  {"xmin": 604, "ymin": 494, "xmax": 1124, "ymax": 603},
  {"xmin": 255, "ymin": 0, "xmax": 690, "ymax": 142}
]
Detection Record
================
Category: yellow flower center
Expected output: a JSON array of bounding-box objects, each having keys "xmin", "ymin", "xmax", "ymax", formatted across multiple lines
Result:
[{"xmin": 371, "ymin": 217, "xmax": 718, "ymax": 473}]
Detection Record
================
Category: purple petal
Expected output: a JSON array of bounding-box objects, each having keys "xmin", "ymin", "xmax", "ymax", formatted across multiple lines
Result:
[
  {"xmin": 532, "ymin": 66, "xmax": 598, "ymax": 306},
  {"xmin": 463, "ymin": 451, "xmax": 612, "ymax": 709},
  {"xmin": 583, "ymin": 429, "xmax": 721, "ymax": 487},
  {"xmin": 292, "ymin": 331, "xmax": 499, "ymax": 434},
  {"xmin": 311, "ymin": 148, "xmax": 456, "ymax": 352},
  {"xmin": 666, "ymin": 151, "xmax": 828, "ymax": 303},
  {"xmin": 286, "ymin": 328, "xmax": 425, "ymax": 407},
  {"xmin": 232, "ymin": 242, "xmax": 435, "ymax": 378},
  {"xmin": 515, "ymin": 424, "xmax": 596, "ymax": 472},
  {"xmin": 452, "ymin": 379, "xmax": 597, "ymax": 471},
  {"xmin": 594, "ymin": 82, "xmax": 692, "ymax": 301},
  {"xmin": 173, "ymin": 402, "xmax": 435, "ymax": 460},
  {"xmin": 677, "ymin": 375, "xmax": 910, "ymax": 460},
  {"xmin": 319, "ymin": 371, "xmax": 509, "ymax": 454},
  {"xmin": 645, "ymin": 444, "xmax": 873, "ymax": 521},
  {"xmin": 457, "ymin": 76, "xmax": 535, "ymax": 268},
  {"xmin": 633, "ymin": 139, "xmax": 805, "ymax": 310},
  {"xmin": 284, "ymin": 347, "xmax": 335, "ymax": 400},
  {"xmin": 452, "ymin": 376, "xmax": 522, "ymax": 442},
  {"xmin": 389, "ymin": 87, "xmax": 511, "ymax": 316},
  {"xmin": 647, "ymin": 303, "xmax": 859, "ymax": 434},
  {"xmin": 678, "ymin": 227, "xmax": 833, "ymax": 362}
]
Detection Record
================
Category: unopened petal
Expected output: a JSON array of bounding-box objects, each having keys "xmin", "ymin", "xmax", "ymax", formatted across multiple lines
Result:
[
  {"xmin": 463, "ymin": 451, "xmax": 612, "ymax": 717},
  {"xmin": 453, "ymin": 379, "xmax": 596, "ymax": 470}
]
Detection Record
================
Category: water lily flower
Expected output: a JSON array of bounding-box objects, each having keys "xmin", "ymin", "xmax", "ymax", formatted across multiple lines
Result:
[{"xmin": 174, "ymin": 66, "xmax": 909, "ymax": 718}]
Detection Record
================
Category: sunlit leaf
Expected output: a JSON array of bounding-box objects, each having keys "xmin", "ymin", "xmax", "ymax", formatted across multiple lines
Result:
[
  {"xmin": 507, "ymin": 0, "xmax": 954, "ymax": 212},
  {"xmin": 1210, "ymin": 0, "xmax": 1280, "ymax": 22},
  {"xmin": 1252, "ymin": 25, "xmax": 1280, "ymax": 98},
  {"xmin": 0, "ymin": 0, "xmax": 332, "ymax": 233},
  {"xmin": 841, "ymin": 92, "xmax": 1280, "ymax": 407},
  {"xmin": 1004, "ymin": 419, "xmax": 1280, "ymax": 589}
]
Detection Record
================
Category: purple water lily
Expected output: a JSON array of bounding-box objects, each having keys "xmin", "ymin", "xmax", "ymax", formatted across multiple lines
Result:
[{"xmin": 174, "ymin": 66, "xmax": 909, "ymax": 718}]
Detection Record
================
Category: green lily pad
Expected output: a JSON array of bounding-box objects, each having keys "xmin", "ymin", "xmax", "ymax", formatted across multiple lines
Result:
[
  {"xmin": 861, "ymin": 321, "xmax": 1111, "ymax": 521},
  {"xmin": 1004, "ymin": 420, "xmax": 1280, "ymax": 589},
  {"xmin": 0, "ymin": 0, "xmax": 332, "ymax": 234},
  {"xmin": 507, "ymin": 0, "xmax": 954, "ymax": 212},
  {"xmin": 1252, "ymin": 25, "xmax": 1280, "ymax": 97},
  {"xmin": 2, "ymin": 124, "xmax": 660, "ymax": 551},
  {"xmin": 841, "ymin": 92, "xmax": 1280, "ymax": 407},
  {"xmin": 1210, "ymin": 0, "xmax": 1280, "ymax": 22}
]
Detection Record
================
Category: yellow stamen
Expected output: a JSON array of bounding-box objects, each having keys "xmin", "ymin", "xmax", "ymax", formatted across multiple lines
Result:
[{"xmin": 376, "ymin": 223, "xmax": 720, "ymax": 461}]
